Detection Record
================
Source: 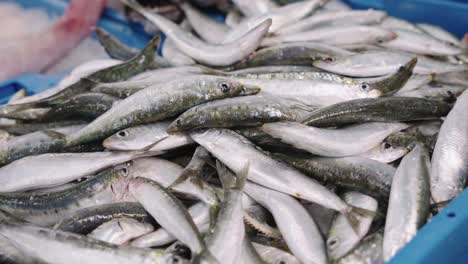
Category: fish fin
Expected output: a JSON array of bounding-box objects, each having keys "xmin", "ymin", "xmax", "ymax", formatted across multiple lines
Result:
[
  {"xmin": 167, "ymin": 169, "xmax": 192, "ymax": 190},
  {"xmin": 168, "ymin": 146, "xmax": 208, "ymax": 190},
  {"xmin": 243, "ymin": 211, "xmax": 282, "ymax": 239},
  {"xmin": 371, "ymin": 57, "xmax": 418, "ymax": 96},
  {"xmin": 344, "ymin": 206, "xmax": 377, "ymax": 235},
  {"xmin": 216, "ymin": 160, "xmax": 236, "ymax": 190},
  {"xmin": 209, "ymin": 204, "xmax": 220, "ymax": 231},
  {"xmin": 43, "ymin": 130, "xmax": 66, "ymax": 139},
  {"xmin": 236, "ymin": 161, "xmax": 249, "ymax": 190},
  {"xmin": 138, "ymin": 35, "xmax": 160, "ymax": 69},
  {"xmin": 140, "ymin": 135, "xmax": 169, "ymax": 151}
]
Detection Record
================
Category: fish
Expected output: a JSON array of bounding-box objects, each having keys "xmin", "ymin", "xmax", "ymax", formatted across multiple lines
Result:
[
  {"xmin": 395, "ymin": 84, "xmax": 466, "ymax": 101},
  {"xmin": 198, "ymin": 162, "xmax": 248, "ymax": 264},
  {"xmin": 313, "ymin": 50, "xmax": 465, "ymax": 77},
  {"xmin": 232, "ymin": 0, "xmax": 278, "ymax": 16},
  {"xmin": 65, "ymin": 75, "xmax": 260, "ymax": 146},
  {"xmin": 54, "ymin": 202, "xmax": 152, "ymax": 234},
  {"xmin": 430, "ymin": 89, "xmax": 468, "ymax": 204},
  {"xmin": 275, "ymin": 154, "xmax": 395, "ymax": 200},
  {"xmin": 2, "ymin": 120, "xmax": 87, "ymax": 136},
  {"xmin": 262, "ymin": 121, "xmax": 408, "ymax": 157},
  {"xmin": 122, "ymin": 0, "xmax": 271, "ymax": 66},
  {"xmin": 357, "ymin": 141, "xmax": 409, "ymax": 163},
  {"xmin": 327, "ymin": 191, "xmax": 378, "ymax": 261},
  {"xmin": 0, "ymin": 166, "xmax": 134, "ymax": 226},
  {"xmin": 239, "ymin": 236, "xmax": 264, "ymax": 264},
  {"xmin": 191, "ymin": 129, "xmax": 372, "ymax": 223},
  {"xmin": 88, "ymin": 217, "xmax": 154, "ymax": 245},
  {"xmin": 168, "ymin": 95, "xmax": 316, "ymax": 132},
  {"xmin": 0, "ymin": 0, "xmax": 106, "ymax": 82},
  {"xmin": 417, "ymin": 23, "xmax": 462, "ymax": 47},
  {"xmin": 131, "ymin": 202, "xmax": 210, "ymax": 248},
  {"xmin": 301, "ymin": 97, "xmax": 452, "ymax": 127},
  {"xmin": 337, "ymin": 231, "xmax": 384, "ymax": 264},
  {"xmin": 0, "ymin": 151, "xmax": 148, "ymax": 192},
  {"xmin": 275, "ymin": 10, "xmax": 387, "ymax": 35},
  {"xmin": 245, "ymin": 181, "xmax": 327, "ymax": 264},
  {"xmin": 0, "ymin": 222, "xmax": 186, "ymax": 264},
  {"xmin": 103, "ymin": 121, "xmax": 194, "ymax": 151},
  {"xmin": 383, "ymin": 145, "xmax": 431, "ymax": 261},
  {"xmin": 128, "ymin": 177, "xmax": 209, "ymax": 257}
]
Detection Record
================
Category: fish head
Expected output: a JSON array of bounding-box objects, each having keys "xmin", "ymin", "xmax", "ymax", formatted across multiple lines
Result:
[
  {"xmin": 373, "ymin": 27, "xmax": 398, "ymax": 44},
  {"xmin": 109, "ymin": 162, "xmax": 136, "ymax": 202},
  {"xmin": 103, "ymin": 127, "xmax": 143, "ymax": 150},
  {"xmin": 205, "ymin": 77, "xmax": 261, "ymax": 99}
]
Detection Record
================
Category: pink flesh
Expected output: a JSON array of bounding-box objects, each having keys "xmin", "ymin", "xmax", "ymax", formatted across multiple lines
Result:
[{"xmin": 0, "ymin": 0, "xmax": 107, "ymax": 82}]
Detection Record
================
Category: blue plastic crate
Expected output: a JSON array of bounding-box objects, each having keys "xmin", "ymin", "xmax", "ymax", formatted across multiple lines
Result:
[{"xmin": 0, "ymin": 1, "xmax": 467, "ymax": 263}]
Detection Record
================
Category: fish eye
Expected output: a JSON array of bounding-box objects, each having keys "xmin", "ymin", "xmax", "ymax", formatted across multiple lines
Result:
[
  {"xmin": 218, "ymin": 82, "xmax": 231, "ymax": 92},
  {"xmin": 324, "ymin": 57, "xmax": 335, "ymax": 63},
  {"xmin": 169, "ymin": 256, "xmax": 181, "ymax": 264},
  {"xmin": 327, "ymin": 238, "xmax": 339, "ymax": 248},
  {"xmin": 360, "ymin": 82, "xmax": 370, "ymax": 91},
  {"xmin": 383, "ymin": 142, "xmax": 392, "ymax": 149},
  {"xmin": 448, "ymin": 42, "xmax": 455, "ymax": 46},
  {"xmin": 277, "ymin": 261, "xmax": 286, "ymax": 264},
  {"xmin": 120, "ymin": 167, "xmax": 129, "ymax": 176},
  {"xmin": 117, "ymin": 130, "xmax": 129, "ymax": 137}
]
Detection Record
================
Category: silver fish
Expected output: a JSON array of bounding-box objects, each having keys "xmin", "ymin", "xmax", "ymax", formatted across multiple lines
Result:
[
  {"xmin": 88, "ymin": 217, "xmax": 154, "ymax": 245},
  {"xmin": 383, "ymin": 145, "xmax": 431, "ymax": 261},
  {"xmin": 430, "ymin": 89, "xmax": 468, "ymax": 203},
  {"xmin": 252, "ymin": 242, "xmax": 300, "ymax": 264}
]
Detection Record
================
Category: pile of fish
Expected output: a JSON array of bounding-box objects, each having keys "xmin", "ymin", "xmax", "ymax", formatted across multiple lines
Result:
[{"xmin": 0, "ymin": 0, "xmax": 467, "ymax": 263}]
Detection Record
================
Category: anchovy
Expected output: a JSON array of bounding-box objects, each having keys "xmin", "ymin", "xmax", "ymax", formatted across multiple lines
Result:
[
  {"xmin": 0, "ymin": 151, "xmax": 147, "ymax": 192},
  {"xmin": 430, "ymin": 90, "xmax": 468, "ymax": 203},
  {"xmin": 301, "ymin": 97, "xmax": 452, "ymax": 127},
  {"xmin": 275, "ymin": 154, "xmax": 395, "ymax": 200},
  {"xmin": 122, "ymin": 0, "xmax": 271, "ymax": 66},
  {"xmin": 54, "ymin": 202, "xmax": 151, "ymax": 234},
  {"xmin": 103, "ymin": 121, "xmax": 194, "ymax": 151},
  {"xmin": 383, "ymin": 145, "xmax": 431, "ymax": 261},
  {"xmin": 245, "ymin": 181, "xmax": 327, "ymax": 264},
  {"xmin": 65, "ymin": 75, "xmax": 260, "ymax": 146},
  {"xmin": 0, "ymin": 166, "xmax": 133, "ymax": 226},
  {"xmin": 88, "ymin": 217, "xmax": 154, "ymax": 245},
  {"xmin": 168, "ymin": 95, "xmax": 316, "ymax": 132},
  {"xmin": 0, "ymin": 223, "xmax": 185, "ymax": 264},
  {"xmin": 262, "ymin": 121, "xmax": 408, "ymax": 157}
]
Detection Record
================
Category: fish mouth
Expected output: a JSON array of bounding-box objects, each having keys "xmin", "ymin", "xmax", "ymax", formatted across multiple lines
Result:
[{"xmin": 241, "ymin": 85, "xmax": 262, "ymax": 95}]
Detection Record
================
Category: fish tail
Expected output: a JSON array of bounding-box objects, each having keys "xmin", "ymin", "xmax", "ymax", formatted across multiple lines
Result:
[{"xmin": 344, "ymin": 206, "xmax": 377, "ymax": 235}]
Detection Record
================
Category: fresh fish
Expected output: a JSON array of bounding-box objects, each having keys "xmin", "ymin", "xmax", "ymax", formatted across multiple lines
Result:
[
  {"xmin": 0, "ymin": 0, "xmax": 107, "ymax": 82},
  {"xmin": 1, "ymin": 107, "xmax": 52, "ymax": 121},
  {"xmin": 128, "ymin": 177, "xmax": 207, "ymax": 256},
  {"xmin": 275, "ymin": 154, "xmax": 395, "ymax": 200},
  {"xmin": 434, "ymin": 70, "xmax": 468, "ymax": 86},
  {"xmin": 262, "ymin": 121, "xmax": 408, "ymax": 157},
  {"xmin": 417, "ymin": 23, "xmax": 462, "ymax": 46},
  {"xmin": 383, "ymin": 145, "xmax": 431, "ymax": 261},
  {"xmin": 131, "ymin": 202, "xmax": 210, "ymax": 248},
  {"xmin": 228, "ymin": 65, "xmax": 317, "ymax": 74},
  {"xmin": 380, "ymin": 29, "xmax": 463, "ymax": 56},
  {"xmin": 65, "ymin": 75, "xmax": 260, "ymax": 146},
  {"xmin": 301, "ymin": 201, "xmax": 336, "ymax": 236},
  {"xmin": 276, "ymin": 10, "xmax": 387, "ymax": 35},
  {"xmin": 327, "ymin": 191, "xmax": 378, "ymax": 261},
  {"xmin": 0, "ymin": 166, "xmax": 134, "ymax": 226},
  {"xmin": 252, "ymin": 242, "xmax": 301, "ymax": 264},
  {"xmin": 8, "ymin": 59, "xmax": 121, "ymax": 105},
  {"xmin": 301, "ymin": 97, "xmax": 452, "ymax": 127},
  {"xmin": 246, "ymin": 181, "xmax": 327, "ymax": 264},
  {"xmin": 232, "ymin": 0, "xmax": 278, "ymax": 16},
  {"xmin": 191, "ymin": 129, "xmax": 367, "ymax": 220},
  {"xmin": 313, "ymin": 50, "xmax": 465, "ymax": 77},
  {"xmin": 180, "ymin": 2, "xmax": 229, "ymax": 44},
  {"xmin": 0, "ymin": 151, "xmax": 147, "ymax": 192},
  {"xmin": 54, "ymin": 202, "xmax": 151, "ymax": 234},
  {"xmin": 88, "ymin": 217, "xmax": 154, "ymax": 245},
  {"xmin": 103, "ymin": 121, "xmax": 193, "ymax": 151},
  {"xmin": 0, "ymin": 36, "xmax": 158, "ymax": 114},
  {"xmin": 122, "ymin": 0, "xmax": 271, "ymax": 66},
  {"xmin": 337, "ymin": 231, "xmax": 384, "ymax": 264},
  {"xmin": 430, "ymin": 90, "xmax": 468, "ymax": 204},
  {"xmin": 321, "ymin": 0, "xmax": 351, "ymax": 11},
  {"xmin": 199, "ymin": 162, "xmax": 248, "ymax": 264},
  {"xmin": 223, "ymin": 0, "xmax": 324, "ymax": 42},
  {"xmin": 396, "ymin": 84, "xmax": 466, "ymax": 101},
  {"xmin": 91, "ymin": 66, "xmax": 216, "ymax": 98},
  {"xmin": 225, "ymin": 42, "xmax": 354, "ymax": 70},
  {"xmin": 0, "ymin": 223, "xmax": 185, "ymax": 264},
  {"xmin": 239, "ymin": 236, "xmax": 264, "ymax": 264},
  {"xmin": 95, "ymin": 28, "xmax": 171, "ymax": 68},
  {"xmin": 0, "ymin": 124, "xmax": 84, "ymax": 166},
  {"xmin": 262, "ymin": 26, "xmax": 396, "ymax": 47},
  {"xmin": 162, "ymin": 37, "xmax": 197, "ymax": 66},
  {"xmin": 125, "ymin": 157, "xmax": 218, "ymax": 207},
  {"xmin": 381, "ymin": 16, "xmax": 423, "ymax": 33},
  {"xmin": 0, "ymin": 233, "xmax": 47, "ymax": 264},
  {"xmin": 168, "ymin": 95, "xmax": 316, "ymax": 132}
]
